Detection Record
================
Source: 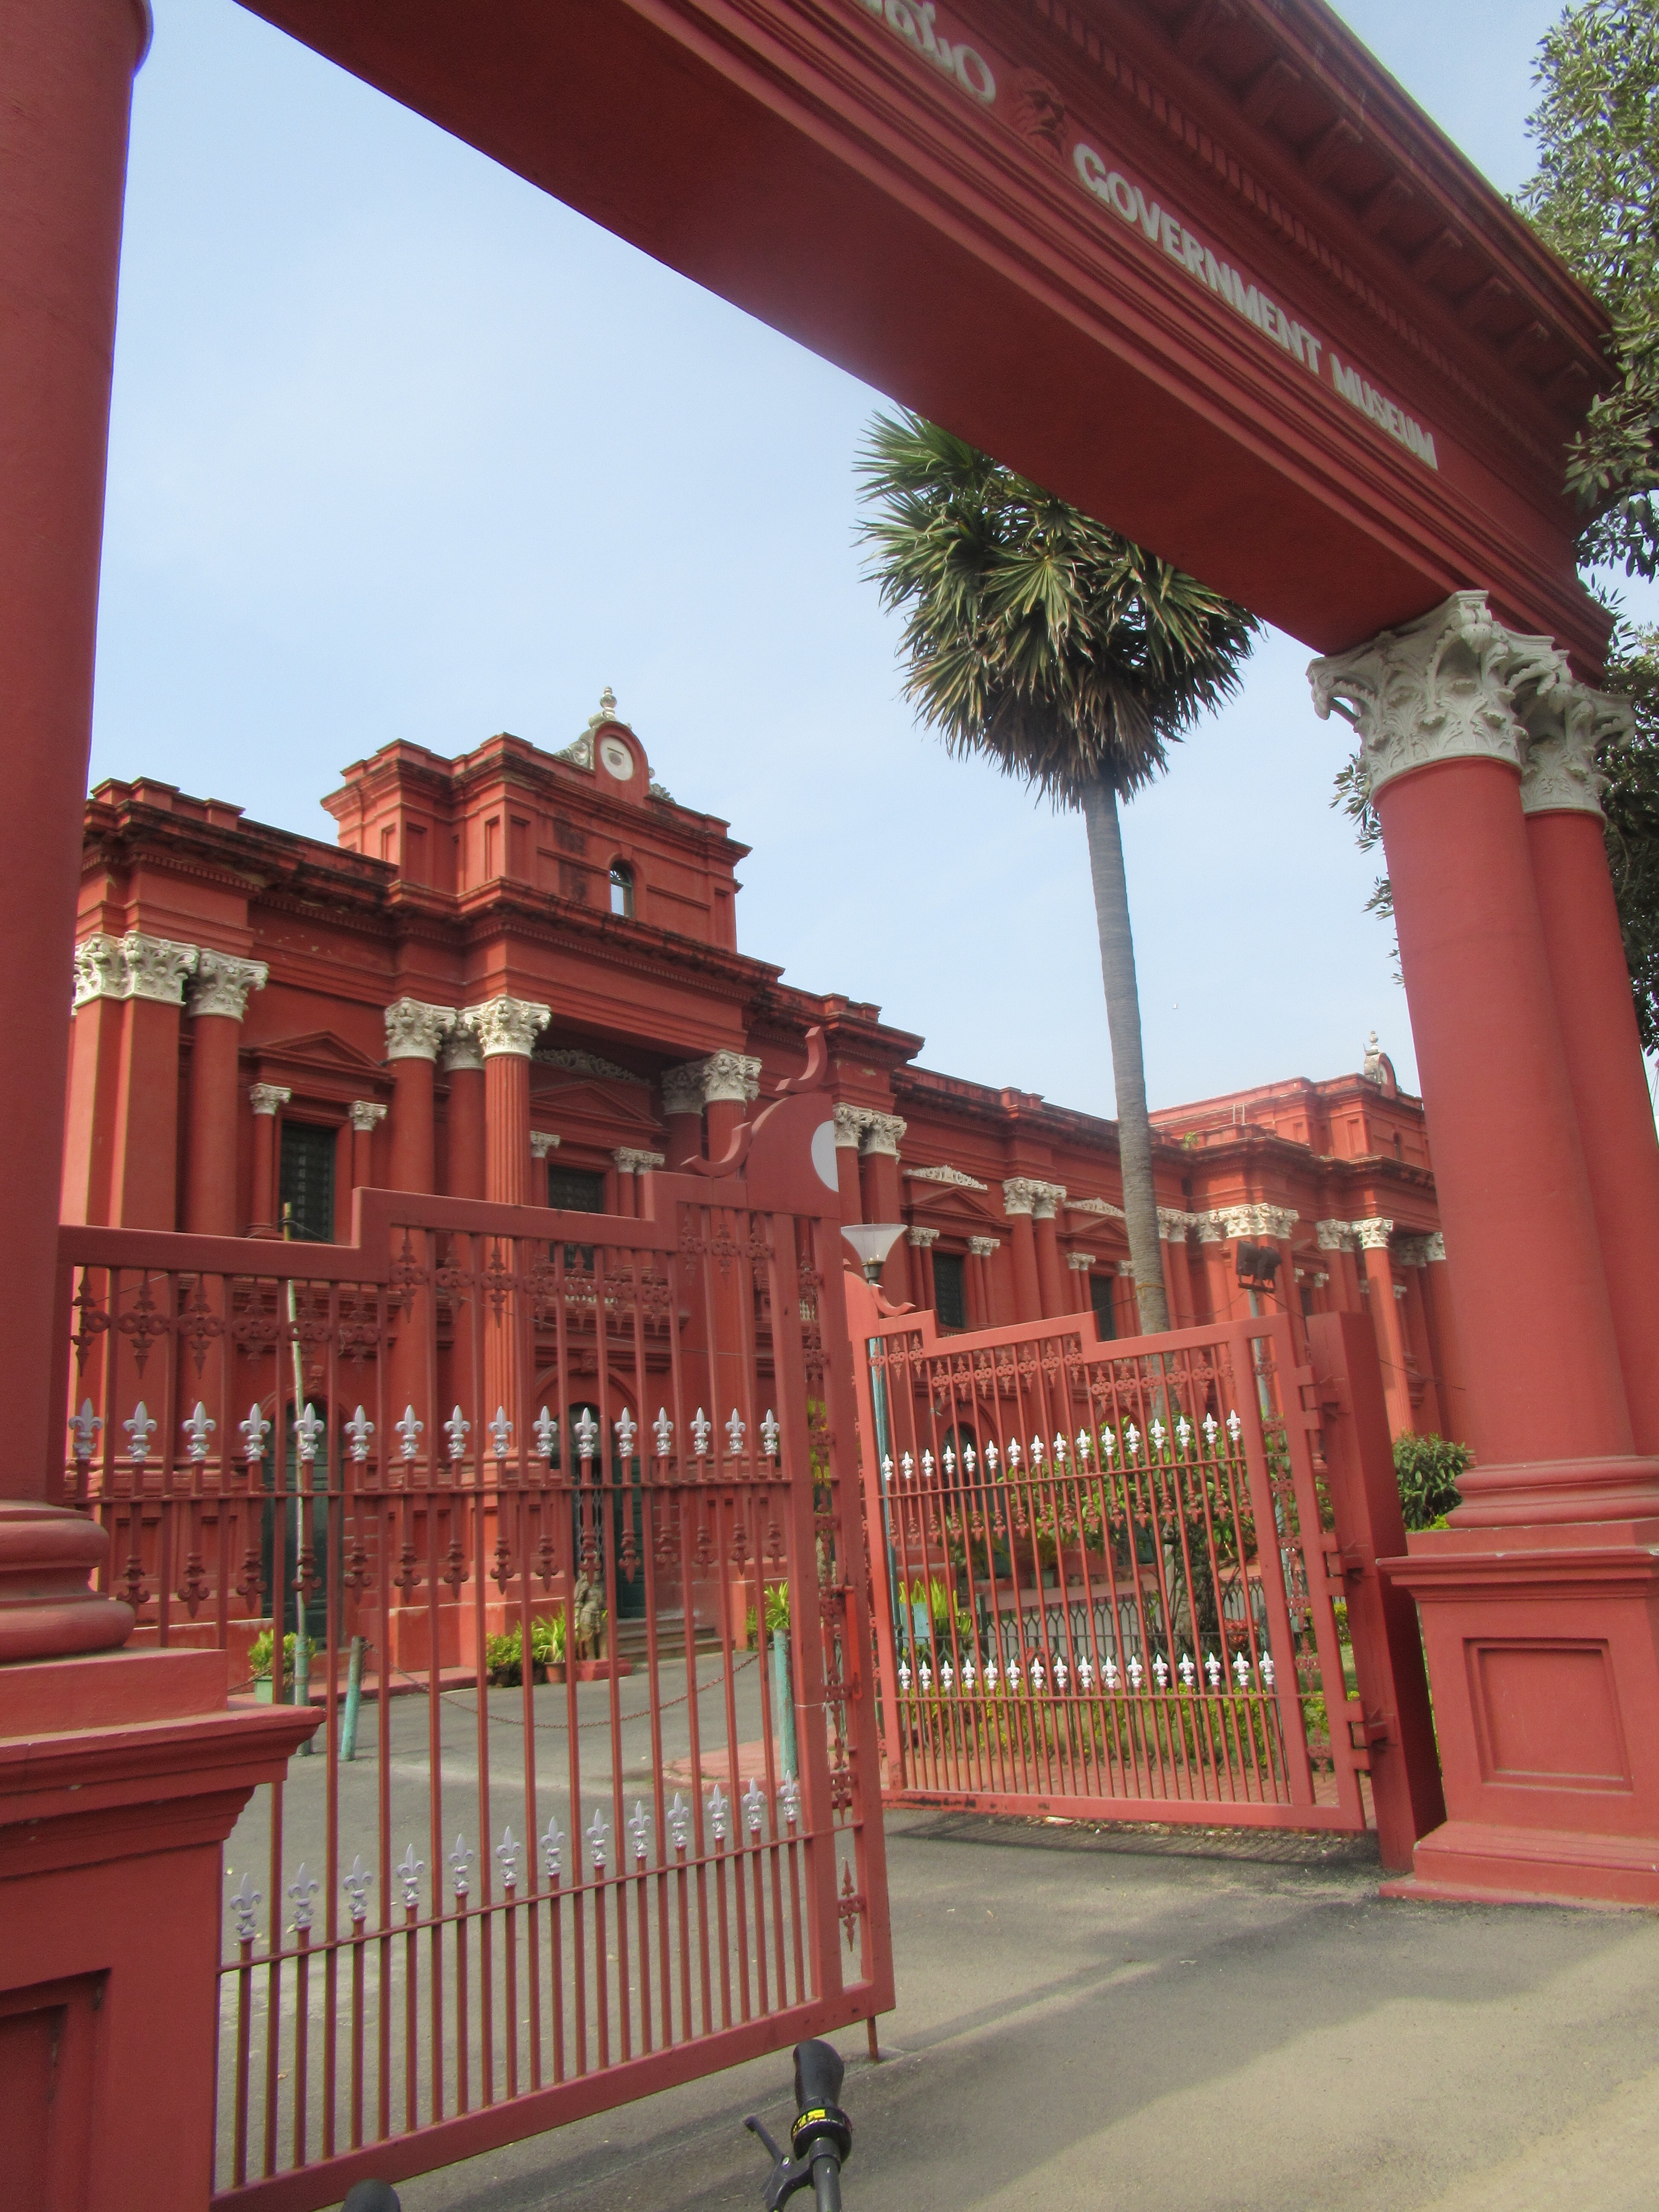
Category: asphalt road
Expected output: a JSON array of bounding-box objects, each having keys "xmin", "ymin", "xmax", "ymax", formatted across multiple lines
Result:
[{"xmin": 322, "ymin": 1811, "xmax": 1659, "ymax": 2212}]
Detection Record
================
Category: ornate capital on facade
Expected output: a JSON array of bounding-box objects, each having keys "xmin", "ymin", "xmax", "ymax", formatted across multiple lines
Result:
[
  {"xmin": 1117, "ymin": 1260, "xmax": 1135, "ymax": 1279},
  {"xmin": 1066, "ymin": 1251, "xmax": 1097, "ymax": 1271},
  {"xmin": 529, "ymin": 1130, "xmax": 561, "ymax": 1160},
  {"xmin": 967, "ymin": 1236, "xmax": 1001, "ymax": 1258},
  {"xmin": 74, "ymin": 930, "xmax": 200, "ymax": 1009},
  {"xmin": 860, "ymin": 1112, "xmax": 907, "ymax": 1158},
  {"xmin": 188, "ymin": 950, "xmax": 268, "ymax": 1022},
  {"xmin": 72, "ymin": 934, "xmax": 125, "ymax": 1008},
  {"xmin": 1424, "ymin": 1230, "xmax": 1447, "ymax": 1263},
  {"xmin": 613, "ymin": 1147, "xmax": 665, "ymax": 1174},
  {"xmin": 663, "ymin": 1052, "xmax": 762, "ymax": 1115},
  {"xmin": 1218, "ymin": 1203, "xmax": 1298, "ymax": 1242},
  {"xmin": 1003, "ymin": 1176, "xmax": 1065, "ymax": 1219},
  {"xmin": 907, "ymin": 1224, "xmax": 940, "ymax": 1249},
  {"xmin": 1308, "ymin": 591, "xmax": 1566, "ymax": 801},
  {"xmin": 1518, "ymin": 682, "xmax": 1631, "ymax": 821},
  {"xmin": 661, "ymin": 1063, "xmax": 707, "ymax": 1119},
  {"xmin": 469, "ymin": 995, "xmax": 552, "ymax": 1059},
  {"xmin": 905, "ymin": 1162, "xmax": 990, "ymax": 1192},
  {"xmin": 1195, "ymin": 1211, "xmax": 1228, "ymax": 1243},
  {"xmin": 384, "ymin": 997, "xmax": 455, "ymax": 1062},
  {"xmin": 249, "ymin": 1083, "xmax": 291, "ymax": 1118},
  {"xmin": 441, "ymin": 1012, "xmax": 485, "ymax": 1073},
  {"xmin": 1157, "ymin": 1207, "xmax": 1197, "ymax": 1238},
  {"xmin": 348, "ymin": 1100, "xmax": 387, "ymax": 1135},
  {"xmin": 833, "ymin": 1102, "xmax": 869, "ymax": 1147},
  {"xmin": 1315, "ymin": 1218, "xmax": 1356, "ymax": 1253},
  {"xmin": 1352, "ymin": 1215, "xmax": 1394, "ymax": 1250}
]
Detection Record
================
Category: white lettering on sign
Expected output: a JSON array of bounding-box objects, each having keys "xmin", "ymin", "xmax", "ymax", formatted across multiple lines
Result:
[
  {"xmin": 850, "ymin": 0, "xmax": 1440, "ymax": 477},
  {"xmin": 856, "ymin": 0, "xmax": 996, "ymax": 104}
]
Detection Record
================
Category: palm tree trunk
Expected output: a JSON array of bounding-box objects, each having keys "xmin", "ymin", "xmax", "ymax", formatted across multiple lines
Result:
[{"xmin": 1081, "ymin": 775, "xmax": 1170, "ymax": 1333}]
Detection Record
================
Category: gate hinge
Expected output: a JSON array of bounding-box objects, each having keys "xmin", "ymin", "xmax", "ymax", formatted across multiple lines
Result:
[
  {"xmin": 1347, "ymin": 1703, "xmax": 1391, "ymax": 1752},
  {"xmin": 1322, "ymin": 1544, "xmax": 1365, "ymax": 1585}
]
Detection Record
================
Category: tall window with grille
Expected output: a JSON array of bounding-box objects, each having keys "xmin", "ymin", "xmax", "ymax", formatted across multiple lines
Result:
[
  {"xmin": 279, "ymin": 1121, "xmax": 336, "ymax": 1244},
  {"xmin": 932, "ymin": 1249, "xmax": 967, "ymax": 1331},
  {"xmin": 547, "ymin": 1165, "xmax": 607, "ymax": 1213},
  {"xmin": 1090, "ymin": 1272, "xmax": 1117, "ymax": 1340}
]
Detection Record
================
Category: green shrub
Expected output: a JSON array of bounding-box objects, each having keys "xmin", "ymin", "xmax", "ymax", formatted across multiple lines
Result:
[
  {"xmin": 764, "ymin": 1580, "xmax": 790, "ymax": 1637},
  {"xmin": 1394, "ymin": 1433, "xmax": 1470, "ymax": 1531},
  {"xmin": 485, "ymin": 1614, "xmax": 566, "ymax": 1686},
  {"xmin": 248, "ymin": 1630, "xmax": 311, "ymax": 1681}
]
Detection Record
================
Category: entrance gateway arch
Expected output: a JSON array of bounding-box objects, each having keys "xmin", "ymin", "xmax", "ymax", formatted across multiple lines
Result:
[{"xmin": 8, "ymin": 0, "xmax": 1659, "ymax": 2160}]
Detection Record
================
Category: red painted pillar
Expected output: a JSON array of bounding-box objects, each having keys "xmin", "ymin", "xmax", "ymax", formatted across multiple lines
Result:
[
  {"xmin": 1523, "ymin": 759, "xmax": 1659, "ymax": 1455},
  {"xmin": 61, "ymin": 936, "xmax": 128, "ymax": 1225},
  {"xmin": 1419, "ymin": 1239, "xmax": 1468, "ymax": 1443},
  {"xmin": 860, "ymin": 1114, "xmax": 910, "ymax": 1302},
  {"xmin": 662, "ymin": 1062, "xmax": 706, "ymax": 1170},
  {"xmin": 385, "ymin": 999, "xmax": 452, "ymax": 1194},
  {"xmin": 966, "ymin": 1237, "xmax": 997, "ymax": 1329},
  {"xmin": 834, "ymin": 1106, "xmax": 864, "ymax": 1225},
  {"xmin": 247, "ymin": 1083, "xmax": 288, "ymax": 1235},
  {"xmin": 1065, "ymin": 1251, "xmax": 1095, "ymax": 1314},
  {"xmin": 441, "ymin": 1021, "xmax": 485, "ymax": 1199},
  {"xmin": 104, "ymin": 937, "xmax": 196, "ymax": 1231},
  {"xmin": 1032, "ymin": 1194, "xmax": 1065, "ymax": 1319},
  {"xmin": 1399, "ymin": 1256, "xmax": 1444, "ymax": 1437},
  {"xmin": 1161, "ymin": 1218, "xmax": 1196, "ymax": 1329},
  {"xmin": 184, "ymin": 953, "xmax": 265, "ymax": 1236},
  {"xmin": 1358, "ymin": 1225, "xmax": 1412, "ymax": 1438},
  {"xmin": 1002, "ymin": 1185, "xmax": 1042, "ymax": 1322},
  {"xmin": 477, "ymin": 998, "xmax": 547, "ymax": 1205},
  {"xmin": 1197, "ymin": 1222, "xmax": 1233, "ymax": 1326},
  {"xmin": 613, "ymin": 1150, "xmax": 637, "ymax": 1218},
  {"xmin": 348, "ymin": 1100, "xmax": 385, "ymax": 1193},
  {"xmin": 702, "ymin": 1049, "xmax": 758, "ymax": 1170},
  {"xmin": 910, "ymin": 1226, "xmax": 938, "ymax": 1313}
]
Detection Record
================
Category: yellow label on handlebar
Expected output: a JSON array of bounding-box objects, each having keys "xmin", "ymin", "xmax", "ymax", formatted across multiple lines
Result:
[{"xmin": 797, "ymin": 2109, "xmax": 829, "ymax": 2125}]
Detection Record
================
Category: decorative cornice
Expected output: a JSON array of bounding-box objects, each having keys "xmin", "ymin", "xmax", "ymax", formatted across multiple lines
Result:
[
  {"xmin": 73, "ymin": 929, "xmax": 199, "ymax": 1009},
  {"xmin": 1518, "ymin": 683, "xmax": 1631, "ymax": 820},
  {"xmin": 529, "ymin": 1130, "xmax": 561, "ymax": 1160},
  {"xmin": 1309, "ymin": 592, "xmax": 1564, "ymax": 801},
  {"xmin": 187, "ymin": 950, "xmax": 268, "ymax": 1022},
  {"xmin": 533, "ymin": 1044, "xmax": 648, "ymax": 1085},
  {"xmin": 249, "ymin": 1083, "xmax": 291, "ymax": 1117},
  {"xmin": 907, "ymin": 1225, "xmax": 940, "ymax": 1248},
  {"xmin": 860, "ymin": 1111, "xmax": 907, "ymax": 1158},
  {"xmin": 967, "ymin": 1236, "xmax": 1001, "ymax": 1257},
  {"xmin": 384, "ymin": 997, "xmax": 455, "ymax": 1062},
  {"xmin": 1066, "ymin": 1195, "xmax": 1126, "ymax": 1220},
  {"xmin": 469, "ymin": 995, "xmax": 552, "ymax": 1059},
  {"xmin": 441, "ymin": 1013, "xmax": 485, "ymax": 1073},
  {"xmin": 614, "ymin": 1147, "xmax": 665, "ymax": 1173},
  {"xmin": 1353, "ymin": 1215, "xmax": 1395, "ymax": 1249},
  {"xmin": 348, "ymin": 1100, "xmax": 387, "ymax": 1135},
  {"xmin": 664, "ymin": 1051, "xmax": 762, "ymax": 1114},
  {"xmin": 1066, "ymin": 1251, "xmax": 1097, "ymax": 1271},
  {"xmin": 904, "ymin": 1163, "xmax": 990, "ymax": 1192},
  {"xmin": 1003, "ymin": 1176, "xmax": 1066, "ymax": 1219}
]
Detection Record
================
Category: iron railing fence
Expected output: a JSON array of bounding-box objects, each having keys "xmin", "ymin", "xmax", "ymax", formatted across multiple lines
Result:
[
  {"xmin": 55, "ymin": 1184, "xmax": 889, "ymax": 2211},
  {"xmin": 850, "ymin": 1292, "xmax": 1371, "ymax": 1830}
]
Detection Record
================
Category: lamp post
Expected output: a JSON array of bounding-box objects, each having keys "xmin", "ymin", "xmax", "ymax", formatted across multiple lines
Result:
[{"xmin": 841, "ymin": 1222, "xmax": 907, "ymax": 1285}]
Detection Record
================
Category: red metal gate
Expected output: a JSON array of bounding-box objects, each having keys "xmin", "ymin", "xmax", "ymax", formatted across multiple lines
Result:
[
  {"xmin": 848, "ymin": 1284, "xmax": 1441, "ymax": 1860},
  {"xmin": 54, "ymin": 1152, "xmax": 889, "ymax": 2206}
]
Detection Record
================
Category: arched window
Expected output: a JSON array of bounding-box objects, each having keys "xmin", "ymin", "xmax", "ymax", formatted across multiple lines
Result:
[{"xmin": 609, "ymin": 861, "xmax": 634, "ymax": 918}]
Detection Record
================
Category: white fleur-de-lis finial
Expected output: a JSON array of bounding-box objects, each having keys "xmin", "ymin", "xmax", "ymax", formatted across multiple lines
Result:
[
  {"xmin": 1030, "ymin": 1656, "xmax": 1045, "ymax": 1691},
  {"xmin": 1128, "ymin": 1654, "xmax": 1144, "ymax": 1689},
  {"xmin": 575, "ymin": 1408, "xmax": 599, "ymax": 1459},
  {"xmin": 586, "ymin": 1807, "xmax": 609, "ymax": 1870},
  {"xmin": 540, "ymin": 1816, "xmax": 565, "ymax": 1880},
  {"xmin": 898, "ymin": 1659, "xmax": 912, "ymax": 1692},
  {"xmin": 1054, "ymin": 1654, "xmax": 1069, "ymax": 1691},
  {"xmin": 983, "ymin": 1655, "xmax": 998, "ymax": 1690},
  {"xmin": 1179, "ymin": 1652, "xmax": 1195, "ymax": 1689},
  {"xmin": 668, "ymin": 1793, "xmax": 691, "ymax": 1852},
  {"xmin": 488, "ymin": 1406, "xmax": 513, "ymax": 1459},
  {"xmin": 742, "ymin": 1778, "xmax": 765, "ymax": 1836},
  {"xmin": 942, "ymin": 1444, "xmax": 955, "ymax": 1476},
  {"xmin": 534, "ymin": 1406, "xmax": 558, "ymax": 1459},
  {"xmin": 881, "ymin": 1455, "xmax": 894, "ymax": 1489},
  {"xmin": 1176, "ymin": 1415, "xmax": 1192, "ymax": 1453},
  {"xmin": 396, "ymin": 1405, "xmax": 423, "ymax": 1461},
  {"xmin": 653, "ymin": 1407, "xmax": 672, "ymax": 1456},
  {"xmin": 1202, "ymin": 1412, "xmax": 1219, "ymax": 1449},
  {"xmin": 941, "ymin": 1658, "xmax": 955, "ymax": 1692},
  {"xmin": 182, "ymin": 1402, "xmax": 215, "ymax": 1461},
  {"xmin": 444, "ymin": 1406, "xmax": 470, "ymax": 1461},
  {"xmin": 1030, "ymin": 1435, "xmax": 1044, "ymax": 1466},
  {"xmin": 1077, "ymin": 1429, "xmax": 1093, "ymax": 1463},
  {"xmin": 1007, "ymin": 1656, "xmax": 1023, "ymax": 1691},
  {"xmin": 1153, "ymin": 1653, "xmax": 1169, "ymax": 1691},
  {"xmin": 692, "ymin": 1408, "xmax": 711, "ymax": 1458},
  {"xmin": 1103, "ymin": 1654, "xmax": 1120, "ymax": 1689},
  {"xmin": 615, "ymin": 1409, "xmax": 638, "ymax": 1458},
  {"xmin": 289, "ymin": 1863, "xmax": 320, "ymax": 1931},
  {"xmin": 963, "ymin": 1444, "xmax": 977, "ymax": 1475},
  {"xmin": 761, "ymin": 1409, "xmax": 780, "ymax": 1458},
  {"xmin": 1234, "ymin": 1650, "xmax": 1252, "ymax": 1687},
  {"xmin": 397, "ymin": 1843, "xmax": 424, "ymax": 1909},
  {"xmin": 68, "ymin": 1398, "xmax": 102, "ymax": 1463},
  {"xmin": 1205, "ymin": 1651, "xmax": 1222, "ymax": 1689},
  {"xmin": 496, "ymin": 1827, "xmax": 523, "ymax": 1888},
  {"xmin": 708, "ymin": 1786, "xmax": 731, "ymax": 1843},
  {"xmin": 901, "ymin": 1451, "xmax": 914, "ymax": 1482},
  {"xmin": 1125, "ymin": 1423, "xmax": 1141, "ymax": 1461},
  {"xmin": 961, "ymin": 1652, "xmax": 977, "ymax": 1690},
  {"xmin": 123, "ymin": 1401, "xmax": 157, "ymax": 1463},
  {"xmin": 630, "ymin": 1802, "xmax": 651, "ymax": 1862},
  {"xmin": 344, "ymin": 1406, "xmax": 374, "ymax": 1461},
  {"xmin": 450, "ymin": 1834, "xmax": 473, "ymax": 1897},
  {"xmin": 1102, "ymin": 1428, "xmax": 1118, "ymax": 1463},
  {"xmin": 295, "ymin": 1402, "xmax": 324, "ymax": 1464},
  {"xmin": 921, "ymin": 1448, "xmax": 934, "ymax": 1480},
  {"xmin": 342, "ymin": 1855, "xmax": 373, "ymax": 1922},
  {"xmin": 228, "ymin": 1870, "xmax": 261, "ymax": 1944},
  {"xmin": 919, "ymin": 1659, "xmax": 932, "ymax": 1692},
  {"xmin": 1077, "ymin": 1654, "xmax": 1094, "ymax": 1690},
  {"xmin": 1053, "ymin": 1432, "xmax": 1068, "ymax": 1464},
  {"xmin": 726, "ymin": 1407, "xmax": 746, "ymax": 1455},
  {"xmin": 1260, "ymin": 1653, "xmax": 1276, "ymax": 1690},
  {"xmin": 1226, "ymin": 1409, "xmax": 1243, "ymax": 1445},
  {"xmin": 1151, "ymin": 1417, "xmax": 1167, "ymax": 1455},
  {"xmin": 779, "ymin": 1776, "xmax": 801, "ymax": 1829},
  {"xmin": 239, "ymin": 1403, "xmax": 271, "ymax": 1462}
]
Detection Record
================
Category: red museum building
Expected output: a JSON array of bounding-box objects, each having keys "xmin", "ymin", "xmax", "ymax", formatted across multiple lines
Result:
[{"xmin": 61, "ymin": 692, "xmax": 1459, "ymax": 1444}]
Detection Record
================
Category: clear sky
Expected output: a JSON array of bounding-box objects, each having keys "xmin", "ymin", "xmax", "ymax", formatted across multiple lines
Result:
[{"xmin": 93, "ymin": 0, "xmax": 1595, "ymax": 1115}]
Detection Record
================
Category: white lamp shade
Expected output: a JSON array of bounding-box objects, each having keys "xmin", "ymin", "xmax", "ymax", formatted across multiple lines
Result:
[{"xmin": 841, "ymin": 1222, "xmax": 907, "ymax": 1273}]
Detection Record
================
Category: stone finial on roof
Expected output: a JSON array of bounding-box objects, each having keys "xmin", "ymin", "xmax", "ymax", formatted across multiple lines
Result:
[
  {"xmin": 597, "ymin": 687, "xmax": 617, "ymax": 724},
  {"xmin": 1362, "ymin": 1030, "xmax": 1384, "ymax": 1084}
]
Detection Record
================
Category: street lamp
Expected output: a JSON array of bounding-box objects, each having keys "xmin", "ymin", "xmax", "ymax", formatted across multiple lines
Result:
[{"xmin": 841, "ymin": 1223, "xmax": 907, "ymax": 1284}]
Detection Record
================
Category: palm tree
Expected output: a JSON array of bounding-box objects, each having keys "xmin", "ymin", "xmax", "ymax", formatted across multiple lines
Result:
[{"xmin": 857, "ymin": 412, "xmax": 1260, "ymax": 1331}]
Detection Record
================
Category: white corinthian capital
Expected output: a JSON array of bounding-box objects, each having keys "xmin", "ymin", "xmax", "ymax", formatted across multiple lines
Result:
[
  {"xmin": 1308, "ymin": 591, "xmax": 1571, "ymax": 802},
  {"xmin": 1003, "ymin": 1176, "xmax": 1065, "ymax": 1219},
  {"xmin": 348, "ymin": 1100, "xmax": 387, "ymax": 1135},
  {"xmin": 662, "ymin": 1052, "xmax": 762, "ymax": 1114},
  {"xmin": 1518, "ymin": 680, "xmax": 1633, "ymax": 821},
  {"xmin": 1352, "ymin": 1216, "xmax": 1394, "ymax": 1250},
  {"xmin": 73, "ymin": 930, "xmax": 199, "ymax": 1008},
  {"xmin": 859, "ymin": 1112, "xmax": 907, "ymax": 1158},
  {"xmin": 469, "ymin": 995, "xmax": 552, "ymax": 1059},
  {"xmin": 384, "ymin": 997, "xmax": 455, "ymax": 1062},
  {"xmin": 188, "ymin": 951, "xmax": 269, "ymax": 1022}
]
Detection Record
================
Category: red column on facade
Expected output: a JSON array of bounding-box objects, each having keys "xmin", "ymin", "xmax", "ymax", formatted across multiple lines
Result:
[
  {"xmin": 1032, "ymin": 1192, "xmax": 1065, "ymax": 1319},
  {"xmin": 834, "ymin": 1105, "xmax": 864, "ymax": 1225},
  {"xmin": 967, "ymin": 1237, "xmax": 997, "ymax": 1329},
  {"xmin": 102, "ymin": 936, "xmax": 196, "ymax": 1230},
  {"xmin": 349, "ymin": 1099, "xmax": 386, "ymax": 1195},
  {"xmin": 661, "ymin": 1062, "xmax": 705, "ymax": 1171},
  {"xmin": 859, "ymin": 1113, "xmax": 910, "ymax": 1303},
  {"xmin": 385, "ymin": 998, "xmax": 452, "ymax": 1195},
  {"xmin": 909, "ymin": 1225, "xmax": 938, "ymax": 1314},
  {"xmin": 1197, "ymin": 1222, "xmax": 1232, "ymax": 1327},
  {"xmin": 184, "ymin": 952, "xmax": 265, "ymax": 1235},
  {"xmin": 1002, "ymin": 1184, "xmax": 1042, "ymax": 1322},
  {"xmin": 247, "ymin": 1084, "xmax": 288, "ymax": 1236},
  {"xmin": 1523, "ymin": 735, "xmax": 1659, "ymax": 1456},
  {"xmin": 442, "ymin": 1021, "xmax": 486, "ymax": 1199},
  {"xmin": 702, "ymin": 1050, "xmax": 758, "ymax": 1170},
  {"xmin": 476, "ymin": 997, "xmax": 547, "ymax": 1205},
  {"xmin": 1162, "ymin": 1218, "xmax": 1196, "ymax": 1329},
  {"xmin": 1418, "ymin": 1240, "xmax": 1466, "ymax": 1441},
  {"xmin": 612, "ymin": 1149, "xmax": 637, "ymax": 1218},
  {"xmin": 61, "ymin": 972, "xmax": 123, "ymax": 1225},
  {"xmin": 1356, "ymin": 1223, "xmax": 1412, "ymax": 1437},
  {"xmin": 1066, "ymin": 1251, "xmax": 1095, "ymax": 1315},
  {"xmin": 1399, "ymin": 1254, "xmax": 1444, "ymax": 1436}
]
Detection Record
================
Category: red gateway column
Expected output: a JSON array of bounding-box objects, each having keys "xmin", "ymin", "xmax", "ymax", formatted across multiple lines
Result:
[
  {"xmin": 1521, "ymin": 698, "xmax": 1659, "ymax": 1457},
  {"xmin": 1312, "ymin": 594, "xmax": 1659, "ymax": 1905},
  {"xmin": 384, "ymin": 998, "xmax": 453, "ymax": 1194},
  {"xmin": 184, "ymin": 952, "xmax": 265, "ymax": 1235},
  {"xmin": 1001, "ymin": 1180, "xmax": 1044, "ymax": 1322},
  {"xmin": 441, "ymin": 1017, "xmax": 486, "ymax": 1199}
]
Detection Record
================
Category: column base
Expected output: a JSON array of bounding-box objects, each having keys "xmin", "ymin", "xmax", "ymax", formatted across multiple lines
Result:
[
  {"xmin": 1382, "ymin": 1517, "xmax": 1659, "ymax": 1912},
  {"xmin": 1451, "ymin": 1452, "xmax": 1659, "ymax": 1525},
  {"xmin": 0, "ymin": 1497, "xmax": 134, "ymax": 1662}
]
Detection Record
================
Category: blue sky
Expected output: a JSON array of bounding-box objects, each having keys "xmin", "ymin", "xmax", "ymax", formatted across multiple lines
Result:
[{"xmin": 94, "ymin": 0, "xmax": 1596, "ymax": 1113}]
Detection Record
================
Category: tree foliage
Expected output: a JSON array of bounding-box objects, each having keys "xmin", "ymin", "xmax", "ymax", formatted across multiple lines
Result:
[{"xmin": 1394, "ymin": 1432, "xmax": 1470, "ymax": 1532}]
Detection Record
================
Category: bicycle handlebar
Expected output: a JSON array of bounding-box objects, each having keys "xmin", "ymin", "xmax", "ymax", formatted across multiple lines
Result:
[{"xmin": 746, "ymin": 2038, "xmax": 853, "ymax": 2212}]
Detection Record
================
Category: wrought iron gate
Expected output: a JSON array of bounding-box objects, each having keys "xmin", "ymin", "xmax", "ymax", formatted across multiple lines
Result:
[
  {"xmin": 55, "ymin": 1170, "xmax": 890, "ymax": 2209},
  {"xmin": 849, "ymin": 1286, "xmax": 1438, "ymax": 1851}
]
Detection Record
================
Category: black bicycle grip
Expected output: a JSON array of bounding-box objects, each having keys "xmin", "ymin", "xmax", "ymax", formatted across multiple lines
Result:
[{"xmin": 793, "ymin": 2039, "xmax": 845, "ymax": 2113}]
